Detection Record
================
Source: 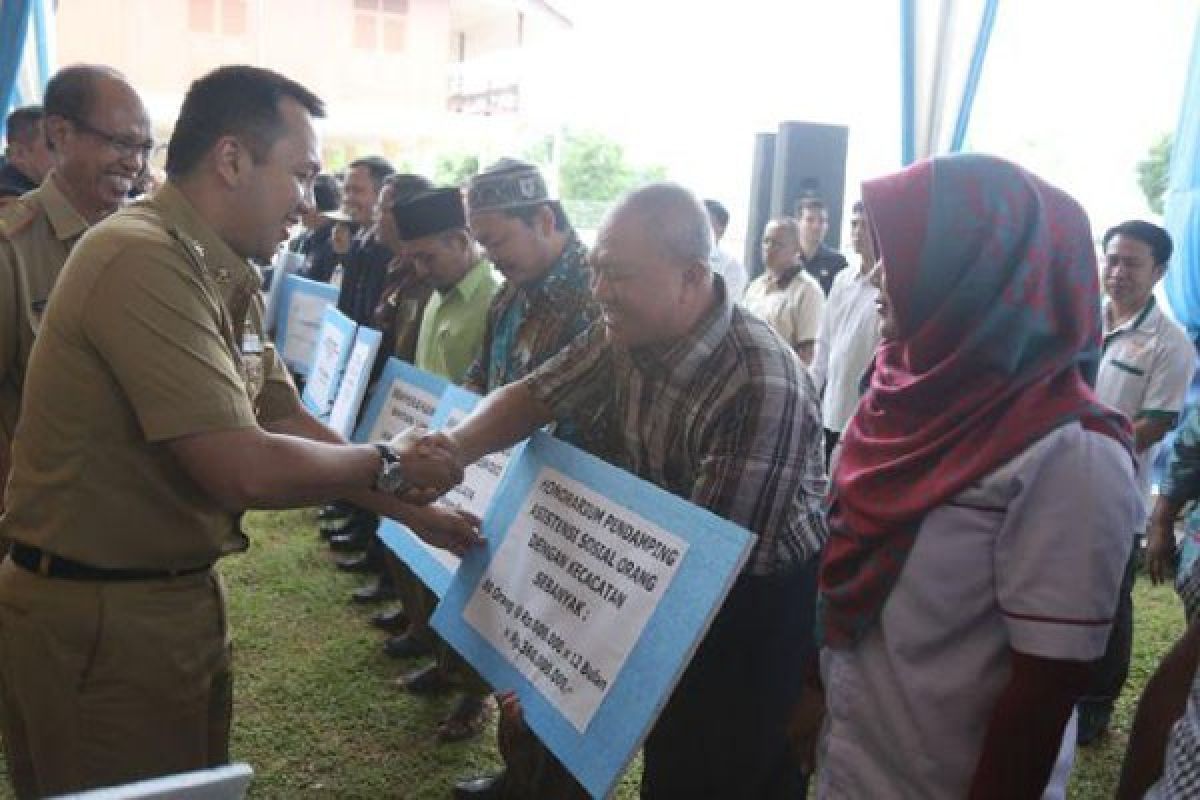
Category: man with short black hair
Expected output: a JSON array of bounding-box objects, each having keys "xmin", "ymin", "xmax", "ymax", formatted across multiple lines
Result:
[
  {"xmin": 795, "ymin": 195, "xmax": 848, "ymax": 294},
  {"xmin": 1078, "ymin": 219, "xmax": 1197, "ymax": 745},
  {"xmin": 322, "ymin": 156, "xmax": 404, "ymax": 560},
  {"xmin": 0, "ymin": 65, "xmax": 472, "ymax": 797},
  {"xmin": 811, "ymin": 200, "xmax": 880, "ymax": 463},
  {"xmin": 0, "ymin": 106, "xmax": 53, "ymax": 204},
  {"xmin": 290, "ymin": 172, "xmax": 341, "ymax": 281},
  {"xmin": 336, "ymin": 155, "xmax": 396, "ymax": 326},
  {"xmin": 703, "ymin": 197, "xmax": 747, "ymax": 300}
]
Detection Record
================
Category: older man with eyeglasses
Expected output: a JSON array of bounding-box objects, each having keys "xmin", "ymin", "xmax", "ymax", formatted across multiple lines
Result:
[{"xmin": 0, "ymin": 64, "xmax": 154, "ymax": 513}]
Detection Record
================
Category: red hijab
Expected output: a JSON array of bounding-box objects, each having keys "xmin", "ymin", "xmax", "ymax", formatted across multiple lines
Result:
[{"xmin": 819, "ymin": 154, "xmax": 1131, "ymax": 648}]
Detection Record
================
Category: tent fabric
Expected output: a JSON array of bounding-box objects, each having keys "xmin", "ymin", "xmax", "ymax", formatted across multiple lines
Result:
[
  {"xmin": 1164, "ymin": 16, "xmax": 1200, "ymax": 339},
  {"xmin": 901, "ymin": 0, "xmax": 1000, "ymax": 165},
  {"xmin": 0, "ymin": 0, "xmax": 33, "ymax": 141},
  {"xmin": 0, "ymin": 0, "xmax": 54, "ymax": 141}
]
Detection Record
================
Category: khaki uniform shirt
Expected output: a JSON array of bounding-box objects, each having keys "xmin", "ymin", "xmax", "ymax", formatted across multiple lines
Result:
[
  {"xmin": 742, "ymin": 267, "xmax": 825, "ymax": 353},
  {"xmin": 0, "ymin": 175, "xmax": 89, "ymax": 447},
  {"xmin": 0, "ymin": 182, "xmax": 298, "ymax": 570}
]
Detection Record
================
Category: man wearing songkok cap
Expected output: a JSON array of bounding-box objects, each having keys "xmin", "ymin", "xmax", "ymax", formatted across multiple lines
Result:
[
  {"xmin": 451, "ymin": 159, "xmax": 602, "ymax": 798},
  {"xmin": 461, "ymin": 158, "xmax": 598, "ymax": 397}
]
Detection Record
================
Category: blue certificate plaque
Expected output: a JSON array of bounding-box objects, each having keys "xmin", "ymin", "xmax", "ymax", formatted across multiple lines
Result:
[{"xmin": 432, "ymin": 431, "xmax": 753, "ymax": 798}]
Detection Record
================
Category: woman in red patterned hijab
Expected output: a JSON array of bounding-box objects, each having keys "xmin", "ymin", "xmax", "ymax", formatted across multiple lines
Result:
[{"xmin": 820, "ymin": 153, "xmax": 1131, "ymax": 647}]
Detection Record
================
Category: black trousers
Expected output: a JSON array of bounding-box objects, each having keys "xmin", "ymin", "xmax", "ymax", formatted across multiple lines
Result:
[
  {"xmin": 1080, "ymin": 537, "xmax": 1138, "ymax": 712},
  {"xmin": 823, "ymin": 429, "xmax": 840, "ymax": 471},
  {"xmin": 640, "ymin": 556, "xmax": 819, "ymax": 800}
]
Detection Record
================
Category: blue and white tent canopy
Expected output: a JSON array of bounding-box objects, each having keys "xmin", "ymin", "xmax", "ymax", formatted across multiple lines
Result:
[
  {"xmin": 0, "ymin": 0, "xmax": 55, "ymax": 140},
  {"xmin": 900, "ymin": 0, "xmax": 999, "ymax": 164},
  {"xmin": 1163, "ymin": 16, "xmax": 1200, "ymax": 339}
]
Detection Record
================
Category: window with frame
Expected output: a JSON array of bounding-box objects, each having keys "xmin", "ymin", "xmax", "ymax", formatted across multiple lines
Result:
[
  {"xmin": 188, "ymin": 0, "xmax": 248, "ymax": 35},
  {"xmin": 353, "ymin": 0, "xmax": 409, "ymax": 53}
]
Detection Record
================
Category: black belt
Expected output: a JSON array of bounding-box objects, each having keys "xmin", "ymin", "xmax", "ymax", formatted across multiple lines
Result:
[{"xmin": 9, "ymin": 543, "xmax": 212, "ymax": 582}]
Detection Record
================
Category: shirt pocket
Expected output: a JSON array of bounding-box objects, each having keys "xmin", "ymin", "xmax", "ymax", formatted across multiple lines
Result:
[{"xmin": 1100, "ymin": 348, "xmax": 1152, "ymax": 414}]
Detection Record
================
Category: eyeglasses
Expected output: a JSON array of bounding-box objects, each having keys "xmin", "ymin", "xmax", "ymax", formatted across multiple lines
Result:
[{"xmin": 69, "ymin": 117, "xmax": 158, "ymax": 161}]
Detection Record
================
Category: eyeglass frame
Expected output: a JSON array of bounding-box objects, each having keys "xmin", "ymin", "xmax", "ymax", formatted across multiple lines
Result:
[{"xmin": 66, "ymin": 116, "xmax": 159, "ymax": 161}]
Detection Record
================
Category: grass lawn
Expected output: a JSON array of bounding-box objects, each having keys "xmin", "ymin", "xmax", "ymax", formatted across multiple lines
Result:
[{"xmin": 0, "ymin": 510, "xmax": 1186, "ymax": 798}]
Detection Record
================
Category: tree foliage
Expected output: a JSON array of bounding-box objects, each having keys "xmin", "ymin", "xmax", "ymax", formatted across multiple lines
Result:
[
  {"xmin": 433, "ymin": 153, "xmax": 480, "ymax": 187},
  {"xmin": 1137, "ymin": 133, "xmax": 1172, "ymax": 215}
]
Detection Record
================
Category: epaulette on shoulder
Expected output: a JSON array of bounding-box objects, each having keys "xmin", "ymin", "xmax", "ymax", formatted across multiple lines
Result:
[{"xmin": 0, "ymin": 198, "xmax": 37, "ymax": 240}]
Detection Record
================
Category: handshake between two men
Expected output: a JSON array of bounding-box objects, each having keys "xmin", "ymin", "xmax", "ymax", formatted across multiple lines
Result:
[
  {"xmin": 376, "ymin": 426, "xmax": 480, "ymax": 556},
  {"xmin": 373, "ymin": 380, "xmax": 555, "ymax": 558}
]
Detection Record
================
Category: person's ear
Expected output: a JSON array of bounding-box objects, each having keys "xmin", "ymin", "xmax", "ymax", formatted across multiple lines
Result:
[{"xmin": 211, "ymin": 136, "xmax": 252, "ymax": 187}]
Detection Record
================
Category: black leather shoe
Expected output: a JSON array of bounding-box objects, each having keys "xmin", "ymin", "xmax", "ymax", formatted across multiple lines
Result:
[
  {"xmin": 352, "ymin": 578, "xmax": 396, "ymax": 604},
  {"xmin": 452, "ymin": 773, "xmax": 506, "ymax": 800},
  {"xmin": 335, "ymin": 552, "xmax": 379, "ymax": 573},
  {"xmin": 328, "ymin": 531, "xmax": 367, "ymax": 553},
  {"xmin": 396, "ymin": 662, "xmax": 452, "ymax": 696},
  {"xmin": 371, "ymin": 606, "xmax": 409, "ymax": 633},
  {"xmin": 319, "ymin": 516, "xmax": 354, "ymax": 540},
  {"xmin": 384, "ymin": 633, "xmax": 432, "ymax": 659},
  {"xmin": 318, "ymin": 504, "xmax": 351, "ymax": 522}
]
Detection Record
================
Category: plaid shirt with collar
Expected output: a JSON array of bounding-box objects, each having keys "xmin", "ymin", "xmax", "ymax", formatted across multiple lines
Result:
[{"xmin": 526, "ymin": 278, "xmax": 828, "ymax": 575}]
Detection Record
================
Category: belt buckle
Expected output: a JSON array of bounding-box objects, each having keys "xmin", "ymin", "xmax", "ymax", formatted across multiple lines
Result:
[{"xmin": 36, "ymin": 552, "xmax": 52, "ymax": 577}]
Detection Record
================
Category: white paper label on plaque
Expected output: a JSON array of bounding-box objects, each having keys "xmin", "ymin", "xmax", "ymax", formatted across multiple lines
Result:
[
  {"xmin": 462, "ymin": 467, "xmax": 688, "ymax": 732},
  {"xmin": 328, "ymin": 338, "xmax": 373, "ymax": 435},
  {"xmin": 282, "ymin": 292, "xmax": 327, "ymax": 370},
  {"xmin": 366, "ymin": 381, "xmax": 439, "ymax": 442}
]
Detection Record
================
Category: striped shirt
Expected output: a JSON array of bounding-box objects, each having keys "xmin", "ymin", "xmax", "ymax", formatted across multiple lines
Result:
[{"xmin": 525, "ymin": 278, "xmax": 828, "ymax": 575}]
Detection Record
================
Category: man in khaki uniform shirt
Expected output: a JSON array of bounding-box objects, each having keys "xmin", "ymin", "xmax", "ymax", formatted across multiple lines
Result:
[
  {"xmin": 743, "ymin": 217, "xmax": 825, "ymax": 365},
  {"xmin": 0, "ymin": 65, "xmax": 152, "ymax": 502},
  {"xmin": 0, "ymin": 66, "xmax": 475, "ymax": 798}
]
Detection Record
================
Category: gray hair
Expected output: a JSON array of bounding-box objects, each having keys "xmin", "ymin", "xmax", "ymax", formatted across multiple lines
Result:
[{"xmin": 605, "ymin": 182, "xmax": 714, "ymax": 268}]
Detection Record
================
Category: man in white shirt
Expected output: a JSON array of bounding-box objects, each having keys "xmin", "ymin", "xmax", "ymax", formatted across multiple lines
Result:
[
  {"xmin": 743, "ymin": 218, "xmax": 824, "ymax": 364},
  {"xmin": 703, "ymin": 198, "xmax": 747, "ymax": 301},
  {"xmin": 1080, "ymin": 219, "xmax": 1197, "ymax": 745},
  {"xmin": 810, "ymin": 201, "xmax": 880, "ymax": 464}
]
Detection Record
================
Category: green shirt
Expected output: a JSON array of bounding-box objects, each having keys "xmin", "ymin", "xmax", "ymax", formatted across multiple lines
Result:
[{"xmin": 415, "ymin": 258, "xmax": 498, "ymax": 384}]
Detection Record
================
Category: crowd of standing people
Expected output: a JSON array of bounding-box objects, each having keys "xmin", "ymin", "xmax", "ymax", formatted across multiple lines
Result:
[{"xmin": 0, "ymin": 61, "xmax": 1198, "ymax": 800}]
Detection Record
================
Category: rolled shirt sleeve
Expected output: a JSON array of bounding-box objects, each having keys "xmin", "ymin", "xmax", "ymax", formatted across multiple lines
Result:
[{"xmin": 1138, "ymin": 327, "xmax": 1196, "ymax": 424}]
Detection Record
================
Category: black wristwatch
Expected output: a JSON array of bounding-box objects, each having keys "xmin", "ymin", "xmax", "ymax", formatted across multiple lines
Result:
[{"xmin": 373, "ymin": 443, "xmax": 410, "ymax": 495}]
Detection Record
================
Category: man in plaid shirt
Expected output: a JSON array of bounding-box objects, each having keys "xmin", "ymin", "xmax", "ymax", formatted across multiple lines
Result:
[{"xmin": 432, "ymin": 183, "xmax": 828, "ymax": 798}]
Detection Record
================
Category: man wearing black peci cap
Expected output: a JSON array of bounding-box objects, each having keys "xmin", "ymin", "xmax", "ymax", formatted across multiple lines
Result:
[
  {"xmin": 390, "ymin": 187, "xmax": 499, "ymax": 741},
  {"xmin": 400, "ymin": 188, "xmax": 499, "ymax": 384}
]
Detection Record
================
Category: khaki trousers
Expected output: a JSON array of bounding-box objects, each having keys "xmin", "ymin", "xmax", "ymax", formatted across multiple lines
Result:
[{"xmin": 0, "ymin": 559, "xmax": 232, "ymax": 798}]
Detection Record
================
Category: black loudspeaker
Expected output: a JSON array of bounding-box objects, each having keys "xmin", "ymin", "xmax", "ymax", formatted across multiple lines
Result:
[
  {"xmin": 769, "ymin": 121, "xmax": 849, "ymax": 250},
  {"xmin": 743, "ymin": 132, "xmax": 776, "ymax": 279}
]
